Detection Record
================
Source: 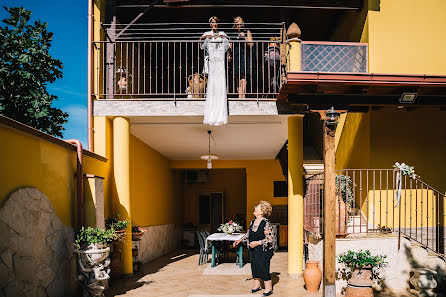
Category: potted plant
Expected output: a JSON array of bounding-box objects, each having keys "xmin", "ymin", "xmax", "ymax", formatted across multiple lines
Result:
[
  {"xmin": 105, "ymin": 215, "xmax": 130, "ymax": 240},
  {"xmin": 337, "ymin": 250, "xmax": 387, "ymax": 297},
  {"xmin": 335, "ymin": 174, "xmax": 355, "ymax": 235},
  {"xmin": 131, "ymin": 222, "xmax": 146, "ymax": 240},
  {"xmin": 74, "ymin": 227, "xmax": 118, "ymax": 296},
  {"xmin": 218, "ymin": 220, "xmax": 243, "ymax": 235}
]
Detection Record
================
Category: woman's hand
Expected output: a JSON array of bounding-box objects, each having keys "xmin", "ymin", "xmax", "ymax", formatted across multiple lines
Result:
[
  {"xmin": 249, "ymin": 241, "xmax": 261, "ymax": 248},
  {"xmin": 233, "ymin": 240, "xmax": 241, "ymax": 247}
]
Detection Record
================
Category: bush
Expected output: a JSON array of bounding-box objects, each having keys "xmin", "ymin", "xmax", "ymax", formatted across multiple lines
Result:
[
  {"xmin": 74, "ymin": 227, "xmax": 118, "ymax": 249},
  {"xmin": 338, "ymin": 250, "xmax": 387, "ymax": 269},
  {"xmin": 105, "ymin": 216, "xmax": 129, "ymax": 231}
]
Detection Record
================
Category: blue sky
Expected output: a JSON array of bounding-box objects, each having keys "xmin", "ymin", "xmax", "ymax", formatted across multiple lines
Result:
[{"xmin": 1, "ymin": 0, "xmax": 88, "ymax": 146}]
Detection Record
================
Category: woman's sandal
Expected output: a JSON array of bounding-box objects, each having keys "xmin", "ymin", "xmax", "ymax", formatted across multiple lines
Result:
[
  {"xmin": 250, "ymin": 287, "xmax": 262, "ymax": 293},
  {"xmin": 263, "ymin": 291, "xmax": 273, "ymax": 296}
]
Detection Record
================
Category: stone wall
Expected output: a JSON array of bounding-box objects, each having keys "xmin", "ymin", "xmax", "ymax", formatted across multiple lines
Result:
[
  {"xmin": 137, "ymin": 224, "xmax": 182, "ymax": 264},
  {"xmin": 0, "ymin": 188, "xmax": 76, "ymax": 297}
]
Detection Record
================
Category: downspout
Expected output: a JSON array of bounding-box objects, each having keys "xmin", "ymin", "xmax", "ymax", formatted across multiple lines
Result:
[
  {"xmin": 65, "ymin": 139, "xmax": 84, "ymax": 227},
  {"xmin": 87, "ymin": 0, "xmax": 94, "ymax": 151}
]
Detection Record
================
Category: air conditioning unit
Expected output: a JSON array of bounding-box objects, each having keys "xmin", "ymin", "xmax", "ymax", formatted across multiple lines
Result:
[{"xmin": 184, "ymin": 170, "xmax": 208, "ymax": 183}]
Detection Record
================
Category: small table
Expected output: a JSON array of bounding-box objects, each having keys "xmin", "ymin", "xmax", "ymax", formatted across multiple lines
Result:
[{"xmin": 205, "ymin": 233, "xmax": 245, "ymax": 267}]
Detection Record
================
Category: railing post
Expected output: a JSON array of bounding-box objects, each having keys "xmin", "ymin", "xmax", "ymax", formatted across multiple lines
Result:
[
  {"xmin": 285, "ymin": 23, "xmax": 302, "ymax": 72},
  {"xmin": 438, "ymin": 193, "xmax": 445, "ymax": 254}
]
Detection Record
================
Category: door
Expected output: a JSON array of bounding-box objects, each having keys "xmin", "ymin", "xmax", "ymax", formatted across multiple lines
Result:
[{"xmin": 198, "ymin": 192, "xmax": 224, "ymax": 233}]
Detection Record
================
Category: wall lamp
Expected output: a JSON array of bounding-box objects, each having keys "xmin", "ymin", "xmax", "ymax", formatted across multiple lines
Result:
[
  {"xmin": 398, "ymin": 92, "xmax": 418, "ymax": 104},
  {"xmin": 324, "ymin": 106, "xmax": 340, "ymax": 133}
]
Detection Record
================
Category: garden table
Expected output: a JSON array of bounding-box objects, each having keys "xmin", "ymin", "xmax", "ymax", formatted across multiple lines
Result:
[{"xmin": 205, "ymin": 233, "xmax": 245, "ymax": 267}]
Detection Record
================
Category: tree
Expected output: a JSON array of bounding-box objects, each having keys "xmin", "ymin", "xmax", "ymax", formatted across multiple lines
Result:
[{"xmin": 0, "ymin": 7, "xmax": 68, "ymax": 137}]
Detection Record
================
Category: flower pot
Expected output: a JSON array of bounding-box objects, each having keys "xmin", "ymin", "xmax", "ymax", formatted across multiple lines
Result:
[
  {"xmin": 336, "ymin": 200, "xmax": 348, "ymax": 235},
  {"xmin": 115, "ymin": 229, "xmax": 125, "ymax": 241},
  {"xmin": 76, "ymin": 243, "xmax": 110, "ymax": 267},
  {"xmin": 303, "ymin": 261, "xmax": 322, "ymax": 292},
  {"xmin": 345, "ymin": 267, "xmax": 374, "ymax": 297},
  {"xmin": 132, "ymin": 230, "xmax": 145, "ymax": 240}
]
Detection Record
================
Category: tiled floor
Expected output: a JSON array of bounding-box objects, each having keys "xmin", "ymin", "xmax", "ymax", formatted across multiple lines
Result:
[{"xmin": 105, "ymin": 250, "xmax": 321, "ymax": 297}]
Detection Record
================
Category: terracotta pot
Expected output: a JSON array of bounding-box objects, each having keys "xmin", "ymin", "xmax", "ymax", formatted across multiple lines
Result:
[
  {"xmin": 336, "ymin": 200, "xmax": 348, "ymax": 235},
  {"xmin": 188, "ymin": 74, "xmax": 207, "ymax": 98},
  {"xmin": 132, "ymin": 230, "xmax": 145, "ymax": 240},
  {"xmin": 303, "ymin": 261, "xmax": 322, "ymax": 292},
  {"xmin": 345, "ymin": 266, "xmax": 374, "ymax": 297},
  {"xmin": 114, "ymin": 229, "xmax": 125, "ymax": 241}
]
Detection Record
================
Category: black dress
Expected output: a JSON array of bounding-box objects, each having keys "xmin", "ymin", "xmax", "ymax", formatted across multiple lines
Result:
[
  {"xmin": 248, "ymin": 218, "xmax": 274, "ymax": 281},
  {"xmin": 231, "ymin": 30, "xmax": 255, "ymax": 79}
]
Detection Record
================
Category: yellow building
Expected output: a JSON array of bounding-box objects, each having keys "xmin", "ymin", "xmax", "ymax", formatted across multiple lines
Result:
[{"xmin": 1, "ymin": 1, "xmax": 446, "ymax": 294}]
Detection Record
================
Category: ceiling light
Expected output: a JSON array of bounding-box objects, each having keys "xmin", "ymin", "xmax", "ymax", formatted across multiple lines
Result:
[
  {"xmin": 398, "ymin": 93, "xmax": 418, "ymax": 104},
  {"xmin": 200, "ymin": 131, "xmax": 218, "ymax": 169}
]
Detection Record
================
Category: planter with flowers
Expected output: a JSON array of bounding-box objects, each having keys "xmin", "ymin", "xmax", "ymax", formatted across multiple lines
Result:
[
  {"xmin": 218, "ymin": 220, "xmax": 243, "ymax": 235},
  {"xmin": 131, "ymin": 222, "xmax": 146, "ymax": 240},
  {"xmin": 105, "ymin": 216, "xmax": 129, "ymax": 241},
  {"xmin": 337, "ymin": 250, "xmax": 387, "ymax": 297}
]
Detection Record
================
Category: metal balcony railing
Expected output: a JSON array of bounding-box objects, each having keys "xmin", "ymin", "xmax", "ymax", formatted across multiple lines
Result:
[
  {"xmin": 304, "ymin": 169, "xmax": 445, "ymax": 256},
  {"xmin": 92, "ymin": 23, "xmax": 368, "ymax": 100}
]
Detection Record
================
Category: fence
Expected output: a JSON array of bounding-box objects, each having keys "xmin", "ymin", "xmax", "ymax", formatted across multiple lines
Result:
[{"xmin": 304, "ymin": 169, "xmax": 446, "ymax": 256}]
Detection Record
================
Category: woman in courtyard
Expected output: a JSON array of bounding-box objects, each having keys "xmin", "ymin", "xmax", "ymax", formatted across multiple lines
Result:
[{"xmin": 233, "ymin": 200, "xmax": 274, "ymax": 296}]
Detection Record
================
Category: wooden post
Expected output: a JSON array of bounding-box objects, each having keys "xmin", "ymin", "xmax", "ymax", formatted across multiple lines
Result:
[{"xmin": 323, "ymin": 125, "xmax": 336, "ymax": 297}]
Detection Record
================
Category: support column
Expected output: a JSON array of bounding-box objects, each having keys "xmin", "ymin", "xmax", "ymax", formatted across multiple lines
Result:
[
  {"xmin": 113, "ymin": 117, "xmax": 133, "ymax": 276},
  {"xmin": 288, "ymin": 116, "xmax": 304, "ymax": 277},
  {"xmin": 323, "ymin": 125, "xmax": 336, "ymax": 297}
]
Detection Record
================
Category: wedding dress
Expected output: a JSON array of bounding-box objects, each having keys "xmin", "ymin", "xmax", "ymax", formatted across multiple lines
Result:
[{"xmin": 201, "ymin": 34, "xmax": 229, "ymax": 126}]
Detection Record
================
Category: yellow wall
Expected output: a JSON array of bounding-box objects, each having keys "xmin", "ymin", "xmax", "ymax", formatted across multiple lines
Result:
[
  {"xmin": 171, "ymin": 159, "xmax": 287, "ymax": 226},
  {"xmin": 368, "ymin": 0, "xmax": 446, "ymax": 74},
  {"xmin": 129, "ymin": 134, "xmax": 183, "ymax": 227},
  {"xmin": 181, "ymin": 169, "xmax": 246, "ymax": 226},
  {"xmin": 0, "ymin": 120, "xmax": 110, "ymax": 227},
  {"xmin": 336, "ymin": 112, "xmax": 370, "ymax": 171}
]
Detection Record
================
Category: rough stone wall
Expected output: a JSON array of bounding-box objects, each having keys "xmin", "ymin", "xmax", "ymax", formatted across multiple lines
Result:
[
  {"xmin": 0, "ymin": 188, "xmax": 76, "ymax": 297},
  {"xmin": 137, "ymin": 224, "xmax": 182, "ymax": 264}
]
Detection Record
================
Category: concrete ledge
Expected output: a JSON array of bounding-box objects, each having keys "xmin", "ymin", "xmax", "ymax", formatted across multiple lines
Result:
[{"xmin": 94, "ymin": 100, "xmax": 278, "ymax": 116}]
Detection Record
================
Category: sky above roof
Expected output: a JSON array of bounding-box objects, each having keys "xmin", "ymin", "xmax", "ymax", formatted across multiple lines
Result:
[{"xmin": 1, "ymin": 0, "xmax": 88, "ymax": 146}]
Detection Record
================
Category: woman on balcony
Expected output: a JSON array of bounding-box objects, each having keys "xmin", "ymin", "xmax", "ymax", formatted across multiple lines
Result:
[
  {"xmin": 233, "ymin": 201, "xmax": 275, "ymax": 296},
  {"xmin": 231, "ymin": 16, "xmax": 254, "ymax": 98},
  {"xmin": 201, "ymin": 16, "xmax": 229, "ymax": 126}
]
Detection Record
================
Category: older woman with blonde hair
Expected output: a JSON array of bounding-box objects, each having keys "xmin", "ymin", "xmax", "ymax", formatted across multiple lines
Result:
[{"xmin": 234, "ymin": 201, "xmax": 274, "ymax": 296}]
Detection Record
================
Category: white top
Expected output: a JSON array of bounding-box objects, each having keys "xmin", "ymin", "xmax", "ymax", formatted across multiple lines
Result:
[{"xmin": 205, "ymin": 232, "xmax": 245, "ymax": 250}]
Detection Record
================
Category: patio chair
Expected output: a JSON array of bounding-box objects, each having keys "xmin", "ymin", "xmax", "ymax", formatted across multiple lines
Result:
[{"xmin": 195, "ymin": 230, "xmax": 208, "ymax": 265}]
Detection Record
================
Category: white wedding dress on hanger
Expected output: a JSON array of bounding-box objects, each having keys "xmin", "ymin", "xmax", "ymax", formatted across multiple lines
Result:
[{"xmin": 201, "ymin": 33, "xmax": 229, "ymax": 126}]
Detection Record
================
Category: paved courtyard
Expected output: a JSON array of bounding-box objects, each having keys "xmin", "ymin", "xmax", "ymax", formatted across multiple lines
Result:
[{"xmin": 105, "ymin": 250, "xmax": 321, "ymax": 297}]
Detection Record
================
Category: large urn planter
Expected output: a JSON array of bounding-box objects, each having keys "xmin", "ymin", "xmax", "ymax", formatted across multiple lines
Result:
[
  {"xmin": 338, "ymin": 250, "xmax": 388, "ymax": 297},
  {"xmin": 303, "ymin": 261, "xmax": 322, "ymax": 292},
  {"xmin": 345, "ymin": 266, "xmax": 374, "ymax": 297}
]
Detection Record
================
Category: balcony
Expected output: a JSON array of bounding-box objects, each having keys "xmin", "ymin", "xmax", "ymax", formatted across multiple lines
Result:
[{"xmin": 92, "ymin": 23, "xmax": 368, "ymax": 116}]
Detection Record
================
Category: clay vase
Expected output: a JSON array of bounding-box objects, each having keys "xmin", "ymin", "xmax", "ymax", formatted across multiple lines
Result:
[
  {"xmin": 303, "ymin": 261, "xmax": 322, "ymax": 292},
  {"xmin": 336, "ymin": 200, "xmax": 348, "ymax": 235},
  {"xmin": 188, "ymin": 74, "xmax": 207, "ymax": 98},
  {"xmin": 345, "ymin": 266, "xmax": 374, "ymax": 297}
]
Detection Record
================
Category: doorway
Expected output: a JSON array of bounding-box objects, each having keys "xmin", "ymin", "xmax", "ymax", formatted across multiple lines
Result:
[{"xmin": 198, "ymin": 192, "xmax": 224, "ymax": 233}]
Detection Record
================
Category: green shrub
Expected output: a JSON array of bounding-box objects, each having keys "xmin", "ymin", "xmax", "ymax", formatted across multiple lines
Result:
[
  {"xmin": 74, "ymin": 227, "xmax": 118, "ymax": 249},
  {"xmin": 337, "ymin": 250, "xmax": 387, "ymax": 269},
  {"xmin": 105, "ymin": 216, "xmax": 129, "ymax": 231}
]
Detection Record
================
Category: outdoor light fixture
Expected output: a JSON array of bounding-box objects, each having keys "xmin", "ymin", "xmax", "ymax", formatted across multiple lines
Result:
[
  {"xmin": 398, "ymin": 92, "xmax": 418, "ymax": 104},
  {"xmin": 200, "ymin": 130, "xmax": 218, "ymax": 169},
  {"xmin": 324, "ymin": 106, "xmax": 340, "ymax": 132}
]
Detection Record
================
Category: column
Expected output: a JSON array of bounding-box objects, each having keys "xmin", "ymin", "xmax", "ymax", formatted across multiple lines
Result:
[
  {"xmin": 113, "ymin": 117, "xmax": 133, "ymax": 276},
  {"xmin": 288, "ymin": 115, "xmax": 304, "ymax": 277}
]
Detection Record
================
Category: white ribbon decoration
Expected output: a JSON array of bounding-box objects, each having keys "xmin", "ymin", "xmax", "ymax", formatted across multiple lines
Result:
[{"xmin": 393, "ymin": 162, "xmax": 417, "ymax": 208}]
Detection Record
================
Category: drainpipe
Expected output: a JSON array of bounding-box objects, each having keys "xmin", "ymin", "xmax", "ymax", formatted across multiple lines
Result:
[
  {"xmin": 65, "ymin": 139, "xmax": 84, "ymax": 227},
  {"xmin": 87, "ymin": 0, "xmax": 94, "ymax": 151}
]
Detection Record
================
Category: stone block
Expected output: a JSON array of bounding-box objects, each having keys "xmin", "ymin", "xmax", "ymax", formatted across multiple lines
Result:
[
  {"xmin": 1, "ymin": 249, "xmax": 13, "ymax": 271},
  {"xmin": 14, "ymin": 255, "xmax": 36, "ymax": 282},
  {"xmin": 51, "ymin": 217, "xmax": 64, "ymax": 232},
  {"xmin": 0, "ymin": 200, "xmax": 27, "ymax": 236},
  {"xmin": 4, "ymin": 282, "xmax": 25, "ymax": 297},
  {"xmin": 37, "ymin": 212, "xmax": 52, "ymax": 234},
  {"xmin": 46, "ymin": 280, "xmax": 65, "ymax": 297},
  {"xmin": 40, "ymin": 197, "xmax": 54, "ymax": 213},
  {"xmin": 26, "ymin": 188, "xmax": 42, "ymax": 200},
  {"xmin": 17, "ymin": 237, "xmax": 34, "ymax": 258},
  {"xmin": 0, "ymin": 262, "xmax": 9, "ymax": 287},
  {"xmin": 37, "ymin": 264, "xmax": 56, "ymax": 287}
]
